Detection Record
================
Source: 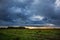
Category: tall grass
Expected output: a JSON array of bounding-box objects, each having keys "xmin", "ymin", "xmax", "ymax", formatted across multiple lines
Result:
[{"xmin": 0, "ymin": 29, "xmax": 60, "ymax": 40}]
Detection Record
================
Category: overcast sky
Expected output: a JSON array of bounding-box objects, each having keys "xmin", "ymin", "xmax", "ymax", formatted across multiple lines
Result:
[{"xmin": 0, "ymin": 0, "xmax": 60, "ymax": 26}]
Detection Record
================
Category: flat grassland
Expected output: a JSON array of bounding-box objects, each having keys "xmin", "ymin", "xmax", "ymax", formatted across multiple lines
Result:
[{"xmin": 0, "ymin": 29, "xmax": 60, "ymax": 40}]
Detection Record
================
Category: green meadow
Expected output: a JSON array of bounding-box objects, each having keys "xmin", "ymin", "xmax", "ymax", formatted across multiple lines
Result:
[{"xmin": 0, "ymin": 29, "xmax": 60, "ymax": 40}]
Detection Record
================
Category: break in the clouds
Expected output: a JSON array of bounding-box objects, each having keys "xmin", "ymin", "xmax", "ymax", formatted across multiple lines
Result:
[{"xmin": 0, "ymin": 0, "xmax": 60, "ymax": 26}]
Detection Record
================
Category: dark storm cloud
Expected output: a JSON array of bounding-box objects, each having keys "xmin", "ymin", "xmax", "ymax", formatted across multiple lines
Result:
[
  {"xmin": 0, "ymin": 0, "xmax": 34, "ymax": 25},
  {"xmin": 0, "ymin": 0, "xmax": 60, "ymax": 26}
]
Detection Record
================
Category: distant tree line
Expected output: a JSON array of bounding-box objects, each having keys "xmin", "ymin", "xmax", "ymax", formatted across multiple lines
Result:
[
  {"xmin": 8, "ymin": 27, "xmax": 25, "ymax": 29},
  {"xmin": 0, "ymin": 27, "xmax": 26, "ymax": 29}
]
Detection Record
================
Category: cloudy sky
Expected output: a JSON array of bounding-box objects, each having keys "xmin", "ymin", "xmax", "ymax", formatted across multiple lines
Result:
[{"xmin": 0, "ymin": 0, "xmax": 60, "ymax": 26}]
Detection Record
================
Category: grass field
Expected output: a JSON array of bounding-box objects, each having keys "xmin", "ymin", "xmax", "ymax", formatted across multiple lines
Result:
[{"xmin": 0, "ymin": 29, "xmax": 60, "ymax": 40}]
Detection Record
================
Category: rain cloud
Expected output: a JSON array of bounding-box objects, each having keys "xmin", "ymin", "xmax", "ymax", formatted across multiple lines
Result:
[{"xmin": 0, "ymin": 0, "xmax": 60, "ymax": 26}]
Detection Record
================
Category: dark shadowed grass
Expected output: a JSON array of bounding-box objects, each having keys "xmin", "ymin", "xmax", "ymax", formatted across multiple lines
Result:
[{"xmin": 0, "ymin": 29, "xmax": 60, "ymax": 40}]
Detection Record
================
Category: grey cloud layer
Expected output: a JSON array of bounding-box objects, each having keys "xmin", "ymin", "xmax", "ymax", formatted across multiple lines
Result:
[{"xmin": 0, "ymin": 0, "xmax": 60, "ymax": 26}]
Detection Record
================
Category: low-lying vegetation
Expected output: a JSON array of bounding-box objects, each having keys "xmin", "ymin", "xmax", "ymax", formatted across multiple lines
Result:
[{"xmin": 0, "ymin": 29, "xmax": 60, "ymax": 40}]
